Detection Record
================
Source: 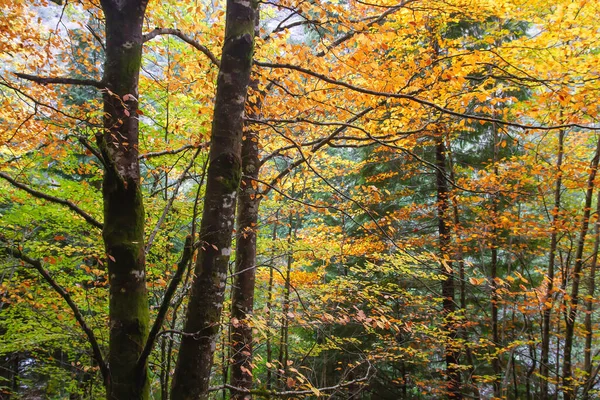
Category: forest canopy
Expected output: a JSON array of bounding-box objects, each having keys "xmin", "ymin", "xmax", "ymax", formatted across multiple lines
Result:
[{"xmin": 1, "ymin": 0, "xmax": 600, "ymax": 399}]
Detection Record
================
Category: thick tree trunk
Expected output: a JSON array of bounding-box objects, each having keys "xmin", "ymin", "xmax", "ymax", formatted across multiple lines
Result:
[
  {"xmin": 563, "ymin": 136, "xmax": 600, "ymax": 400},
  {"xmin": 98, "ymin": 1, "xmax": 149, "ymax": 399},
  {"xmin": 170, "ymin": 0, "xmax": 258, "ymax": 398},
  {"xmin": 541, "ymin": 129, "xmax": 564, "ymax": 399},
  {"xmin": 436, "ymin": 137, "xmax": 461, "ymax": 399}
]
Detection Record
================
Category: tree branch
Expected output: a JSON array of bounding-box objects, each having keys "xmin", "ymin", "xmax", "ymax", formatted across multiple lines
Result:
[
  {"xmin": 259, "ymin": 103, "xmax": 379, "ymax": 193},
  {"xmin": 136, "ymin": 235, "xmax": 193, "ymax": 374},
  {"xmin": 142, "ymin": 28, "xmax": 220, "ymax": 68},
  {"xmin": 139, "ymin": 143, "xmax": 207, "ymax": 160},
  {"xmin": 0, "ymin": 240, "xmax": 109, "ymax": 383},
  {"xmin": 0, "ymin": 172, "xmax": 103, "ymax": 230},
  {"xmin": 14, "ymin": 73, "xmax": 106, "ymax": 89},
  {"xmin": 145, "ymin": 148, "xmax": 203, "ymax": 253},
  {"xmin": 209, "ymin": 363, "xmax": 374, "ymax": 396},
  {"xmin": 315, "ymin": 1, "xmax": 412, "ymax": 57},
  {"xmin": 254, "ymin": 61, "xmax": 600, "ymax": 131},
  {"xmin": 72, "ymin": 135, "xmax": 107, "ymax": 169}
]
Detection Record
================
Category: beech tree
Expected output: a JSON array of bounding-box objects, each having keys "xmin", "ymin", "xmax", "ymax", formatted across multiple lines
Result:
[
  {"xmin": 170, "ymin": 0, "xmax": 258, "ymax": 398},
  {"xmin": 6, "ymin": 0, "xmax": 153, "ymax": 398}
]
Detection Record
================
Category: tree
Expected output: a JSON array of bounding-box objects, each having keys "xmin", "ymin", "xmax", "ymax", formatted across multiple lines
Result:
[{"xmin": 170, "ymin": 0, "xmax": 259, "ymax": 398}]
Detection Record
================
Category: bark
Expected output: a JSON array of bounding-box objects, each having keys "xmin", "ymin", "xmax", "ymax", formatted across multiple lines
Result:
[
  {"xmin": 583, "ymin": 192, "xmax": 600, "ymax": 396},
  {"xmin": 436, "ymin": 138, "xmax": 461, "ymax": 399},
  {"xmin": 97, "ymin": 1, "xmax": 150, "ymax": 398},
  {"xmin": 541, "ymin": 129, "xmax": 564, "ymax": 400},
  {"xmin": 448, "ymin": 146, "xmax": 480, "ymax": 399},
  {"xmin": 278, "ymin": 215, "xmax": 294, "ymax": 389},
  {"xmin": 265, "ymin": 216, "xmax": 278, "ymax": 391},
  {"xmin": 230, "ymin": 99, "xmax": 261, "ymax": 398},
  {"xmin": 170, "ymin": 0, "xmax": 258, "ymax": 398},
  {"xmin": 563, "ymin": 136, "xmax": 600, "ymax": 400},
  {"xmin": 490, "ymin": 123, "xmax": 501, "ymax": 399},
  {"xmin": 229, "ymin": 11, "xmax": 262, "ymax": 394}
]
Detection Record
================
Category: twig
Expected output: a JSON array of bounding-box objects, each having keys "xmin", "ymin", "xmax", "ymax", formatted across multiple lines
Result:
[
  {"xmin": 209, "ymin": 363, "xmax": 374, "ymax": 396},
  {"xmin": 145, "ymin": 148, "xmax": 203, "ymax": 253},
  {"xmin": 260, "ymin": 103, "xmax": 380, "ymax": 192}
]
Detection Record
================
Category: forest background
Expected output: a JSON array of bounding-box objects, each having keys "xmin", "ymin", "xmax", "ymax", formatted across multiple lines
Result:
[{"xmin": 1, "ymin": 0, "xmax": 600, "ymax": 399}]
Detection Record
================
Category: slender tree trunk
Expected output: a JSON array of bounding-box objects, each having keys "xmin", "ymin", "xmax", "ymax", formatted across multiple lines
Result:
[
  {"xmin": 488, "ymin": 122, "xmax": 502, "ymax": 398},
  {"xmin": 583, "ymin": 192, "xmax": 600, "ymax": 398},
  {"xmin": 448, "ymin": 146, "xmax": 480, "ymax": 400},
  {"xmin": 541, "ymin": 129, "xmax": 565, "ymax": 399},
  {"xmin": 279, "ymin": 214, "xmax": 294, "ymax": 389},
  {"xmin": 266, "ymin": 215, "xmax": 278, "ymax": 391},
  {"xmin": 229, "ymin": 118, "xmax": 260, "ymax": 399},
  {"xmin": 97, "ymin": 1, "xmax": 150, "ymax": 398},
  {"xmin": 170, "ymin": 1, "xmax": 258, "ymax": 398},
  {"xmin": 563, "ymin": 136, "xmax": 600, "ymax": 400},
  {"xmin": 279, "ymin": 252, "xmax": 291, "ymax": 388},
  {"xmin": 436, "ymin": 137, "xmax": 461, "ymax": 398}
]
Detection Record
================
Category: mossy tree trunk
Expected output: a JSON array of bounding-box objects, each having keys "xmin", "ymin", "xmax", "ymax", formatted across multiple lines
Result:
[
  {"xmin": 98, "ymin": 1, "xmax": 150, "ymax": 399},
  {"xmin": 170, "ymin": 0, "xmax": 258, "ymax": 398}
]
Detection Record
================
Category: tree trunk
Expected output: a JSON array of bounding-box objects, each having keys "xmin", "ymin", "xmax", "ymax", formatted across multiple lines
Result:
[
  {"xmin": 266, "ymin": 215, "xmax": 278, "ymax": 391},
  {"xmin": 279, "ymin": 214, "xmax": 294, "ymax": 389},
  {"xmin": 229, "ymin": 10, "xmax": 262, "ymax": 390},
  {"xmin": 490, "ymin": 123, "xmax": 502, "ymax": 399},
  {"xmin": 229, "ymin": 90, "xmax": 262, "ymax": 398},
  {"xmin": 436, "ymin": 137, "xmax": 461, "ymax": 399},
  {"xmin": 170, "ymin": 0, "xmax": 258, "ymax": 398},
  {"xmin": 98, "ymin": 1, "xmax": 149, "ymax": 398},
  {"xmin": 583, "ymin": 191, "xmax": 600, "ymax": 397},
  {"xmin": 563, "ymin": 136, "xmax": 600, "ymax": 400},
  {"xmin": 541, "ymin": 129, "xmax": 564, "ymax": 399}
]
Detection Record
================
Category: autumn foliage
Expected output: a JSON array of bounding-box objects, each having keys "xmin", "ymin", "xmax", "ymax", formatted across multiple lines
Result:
[{"xmin": 2, "ymin": 0, "xmax": 600, "ymax": 399}]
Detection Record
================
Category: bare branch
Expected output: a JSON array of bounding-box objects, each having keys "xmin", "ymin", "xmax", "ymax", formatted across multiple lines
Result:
[
  {"xmin": 0, "ymin": 172, "xmax": 103, "ymax": 230},
  {"xmin": 142, "ymin": 28, "xmax": 220, "ymax": 68},
  {"xmin": 14, "ymin": 73, "xmax": 106, "ymax": 89},
  {"xmin": 0, "ymin": 240, "xmax": 108, "ymax": 383},
  {"xmin": 139, "ymin": 143, "xmax": 207, "ymax": 160}
]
